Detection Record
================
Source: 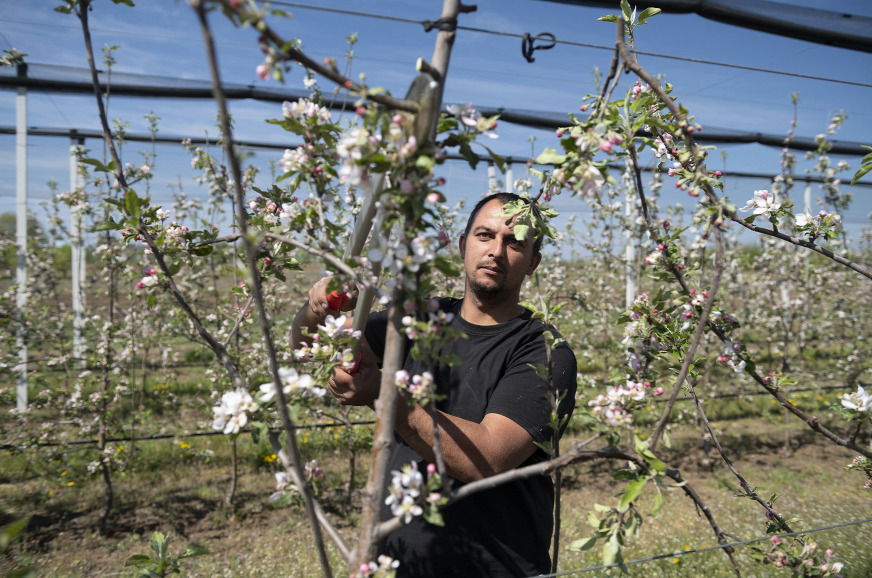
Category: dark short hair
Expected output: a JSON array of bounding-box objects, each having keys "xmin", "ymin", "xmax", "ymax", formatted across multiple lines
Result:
[{"xmin": 464, "ymin": 192, "xmax": 544, "ymax": 254}]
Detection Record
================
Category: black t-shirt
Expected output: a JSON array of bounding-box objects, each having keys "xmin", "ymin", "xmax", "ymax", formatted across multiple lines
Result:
[{"xmin": 364, "ymin": 297, "xmax": 577, "ymax": 578}]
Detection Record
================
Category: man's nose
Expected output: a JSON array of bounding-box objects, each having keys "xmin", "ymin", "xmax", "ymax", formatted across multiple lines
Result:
[{"xmin": 488, "ymin": 237, "xmax": 508, "ymax": 259}]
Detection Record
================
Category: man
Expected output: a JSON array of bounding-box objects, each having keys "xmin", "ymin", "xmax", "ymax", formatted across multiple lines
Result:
[{"xmin": 292, "ymin": 192, "xmax": 577, "ymax": 577}]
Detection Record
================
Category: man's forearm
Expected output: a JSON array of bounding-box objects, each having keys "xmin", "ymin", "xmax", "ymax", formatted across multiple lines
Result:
[
  {"xmin": 291, "ymin": 301, "xmax": 321, "ymax": 348},
  {"xmin": 392, "ymin": 399, "xmax": 536, "ymax": 484}
]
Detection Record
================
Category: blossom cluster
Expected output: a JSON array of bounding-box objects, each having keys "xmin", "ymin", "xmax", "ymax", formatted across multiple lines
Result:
[
  {"xmin": 588, "ymin": 380, "xmax": 661, "ymax": 427},
  {"xmin": 211, "ymin": 389, "xmax": 257, "ymax": 435},
  {"xmin": 740, "ymin": 189, "xmax": 780, "ymax": 220},
  {"xmin": 394, "ymin": 370, "xmax": 434, "ymax": 404},
  {"xmin": 844, "ymin": 455, "xmax": 872, "ymax": 490},
  {"xmin": 258, "ymin": 367, "xmax": 325, "ymax": 403},
  {"xmin": 354, "ymin": 555, "xmax": 400, "ymax": 578},
  {"xmin": 446, "ymin": 103, "xmax": 498, "ymax": 139},
  {"xmin": 294, "ymin": 315, "xmax": 362, "ymax": 372},
  {"xmin": 137, "ymin": 267, "xmax": 158, "ymax": 289},
  {"xmin": 385, "ymin": 462, "xmax": 425, "ymax": 524},
  {"xmin": 763, "ymin": 537, "xmax": 844, "ymax": 574},
  {"xmin": 794, "ymin": 209, "xmax": 842, "ymax": 241},
  {"xmin": 839, "ymin": 385, "xmax": 871, "ymax": 413},
  {"xmin": 270, "ymin": 460, "xmax": 326, "ymax": 501},
  {"xmin": 716, "ymin": 340, "xmax": 747, "ymax": 373}
]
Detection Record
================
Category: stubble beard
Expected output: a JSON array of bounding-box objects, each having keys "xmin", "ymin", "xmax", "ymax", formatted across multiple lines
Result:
[{"xmin": 467, "ymin": 270, "xmax": 507, "ymax": 305}]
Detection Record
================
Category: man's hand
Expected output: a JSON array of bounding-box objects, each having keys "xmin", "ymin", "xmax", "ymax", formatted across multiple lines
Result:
[
  {"xmin": 292, "ymin": 276, "xmax": 358, "ymax": 349},
  {"xmin": 307, "ymin": 276, "xmax": 358, "ymax": 319},
  {"xmin": 327, "ymin": 339, "xmax": 381, "ymax": 407}
]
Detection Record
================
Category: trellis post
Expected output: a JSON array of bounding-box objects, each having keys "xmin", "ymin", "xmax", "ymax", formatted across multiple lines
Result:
[
  {"xmin": 15, "ymin": 63, "xmax": 28, "ymax": 412},
  {"xmin": 70, "ymin": 133, "xmax": 86, "ymax": 367}
]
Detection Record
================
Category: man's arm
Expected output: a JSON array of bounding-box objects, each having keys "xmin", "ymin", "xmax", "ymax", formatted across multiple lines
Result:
[
  {"xmin": 328, "ymin": 366, "xmax": 537, "ymax": 484},
  {"xmin": 394, "ymin": 401, "xmax": 538, "ymax": 483}
]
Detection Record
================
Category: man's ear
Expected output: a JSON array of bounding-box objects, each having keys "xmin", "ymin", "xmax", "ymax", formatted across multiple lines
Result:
[
  {"xmin": 527, "ymin": 252, "xmax": 542, "ymax": 276},
  {"xmin": 458, "ymin": 233, "xmax": 466, "ymax": 259}
]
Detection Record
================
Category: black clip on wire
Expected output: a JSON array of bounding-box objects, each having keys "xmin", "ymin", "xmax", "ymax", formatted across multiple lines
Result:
[
  {"xmin": 422, "ymin": 17, "xmax": 458, "ymax": 32},
  {"xmin": 521, "ymin": 32, "xmax": 556, "ymax": 63}
]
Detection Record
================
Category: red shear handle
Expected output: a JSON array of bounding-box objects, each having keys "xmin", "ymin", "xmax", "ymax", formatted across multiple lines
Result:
[
  {"xmin": 343, "ymin": 351, "xmax": 363, "ymax": 374},
  {"xmin": 326, "ymin": 290, "xmax": 348, "ymax": 311}
]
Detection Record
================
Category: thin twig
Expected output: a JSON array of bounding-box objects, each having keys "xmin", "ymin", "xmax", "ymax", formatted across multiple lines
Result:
[
  {"xmin": 613, "ymin": 19, "xmax": 871, "ymax": 282},
  {"xmin": 221, "ymin": 295, "xmax": 255, "ymax": 349},
  {"xmin": 218, "ymin": 0, "xmax": 416, "ymax": 113},
  {"xmin": 269, "ymin": 432, "xmax": 352, "ymax": 561}
]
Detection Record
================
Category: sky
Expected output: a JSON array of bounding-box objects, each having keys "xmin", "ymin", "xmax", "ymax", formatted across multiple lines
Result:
[{"xmin": 1, "ymin": 0, "xmax": 871, "ymax": 249}]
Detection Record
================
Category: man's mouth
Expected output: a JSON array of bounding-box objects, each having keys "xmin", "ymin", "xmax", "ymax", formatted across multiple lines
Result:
[{"xmin": 478, "ymin": 262, "xmax": 504, "ymax": 275}]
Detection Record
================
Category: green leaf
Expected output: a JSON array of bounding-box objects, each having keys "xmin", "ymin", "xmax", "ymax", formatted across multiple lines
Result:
[
  {"xmin": 250, "ymin": 421, "xmax": 269, "ymax": 444},
  {"xmin": 433, "ymin": 255, "xmax": 461, "ymax": 277},
  {"xmin": 178, "ymin": 543, "xmax": 209, "ymax": 559},
  {"xmin": 415, "ymin": 155, "xmax": 435, "ymax": 172},
  {"xmin": 567, "ymin": 536, "xmax": 598, "ymax": 551},
  {"xmin": 637, "ymin": 7, "xmax": 661, "ymax": 25},
  {"xmin": 81, "ymin": 158, "xmax": 115, "ymax": 173},
  {"xmin": 150, "ymin": 532, "xmax": 168, "ymax": 559},
  {"xmin": 597, "ymin": 14, "xmax": 618, "ymax": 22},
  {"xmin": 620, "ymin": 0, "xmax": 632, "ymax": 22},
  {"xmin": 167, "ymin": 259, "xmax": 182, "ymax": 276},
  {"xmin": 481, "ymin": 145, "xmax": 506, "ymax": 173},
  {"xmin": 125, "ymin": 554, "xmax": 153, "ymax": 567},
  {"xmin": 611, "ymin": 470, "xmax": 637, "ymax": 481},
  {"xmin": 0, "ymin": 516, "xmax": 30, "ymax": 551},
  {"xmin": 125, "ymin": 189, "xmax": 141, "ymax": 220},
  {"xmin": 458, "ymin": 141, "xmax": 480, "ymax": 170},
  {"xmin": 652, "ymin": 490, "xmax": 664, "ymax": 515},
  {"xmin": 851, "ymin": 161, "xmax": 872, "ymax": 185},
  {"xmin": 112, "ymin": 0, "xmax": 136, "ymax": 5},
  {"xmin": 587, "ymin": 511, "xmax": 601, "ymax": 528},
  {"xmin": 423, "ymin": 506, "xmax": 445, "ymax": 527},
  {"xmin": 602, "ymin": 539, "xmax": 618, "ymax": 566},
  {"xmin": 513, "ymin": 223, "xmax": 530, "ymax": 241},
  {"xmin": 618, "ymin": 478, "xmax": 647, "ymax": 512},
  {"xmin": 147, "ymin": 293, "xmax": 155, "ymax": 308},
  {"xmin": 91, "ymin": 219, "xmax": 123, "ymax": 232},
  {"xmin": 535, "ymin": 147, "xmax": 566, "ymax": 166}
]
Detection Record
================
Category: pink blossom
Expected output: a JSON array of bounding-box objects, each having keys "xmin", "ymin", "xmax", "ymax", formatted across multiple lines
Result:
[
  {"xmin": 654, "ymin": 387, "xmax": 664, "ymax": 396},
  {"xmin": 256, "ymin": 63, "xmax": 270, "ymax": 80}
]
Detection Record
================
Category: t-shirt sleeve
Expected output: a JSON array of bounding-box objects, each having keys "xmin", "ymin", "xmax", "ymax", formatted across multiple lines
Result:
[
  {"xmin": 363, "ymin": 308, "xmax": 389, "ymax": 361},
  {"xmin": 485, "ymin": 336, "xmax": 577, "ymax": 445}
]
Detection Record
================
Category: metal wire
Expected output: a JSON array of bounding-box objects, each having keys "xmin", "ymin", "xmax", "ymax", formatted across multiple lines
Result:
[{"xmin": 268, "ymin": 1, "xmax": 872, "ymax": 88}]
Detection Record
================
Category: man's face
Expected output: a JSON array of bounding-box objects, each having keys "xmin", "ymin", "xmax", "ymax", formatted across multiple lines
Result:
[{"xmin": 459, "ymin": 199, "xmax": 542, "ymax": 304}]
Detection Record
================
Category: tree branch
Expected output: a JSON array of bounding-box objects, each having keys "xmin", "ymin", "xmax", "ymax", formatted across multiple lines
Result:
[
  {"xmin": 615, "ymin": 18, "xmax": 872, "ymax": 461},
  {"xmin": 218, "ymin": 0, "xmax": 416, "ymax": 112},
  {"xmin": 193, "ymin": 3, "xmax": 333, "ymax": 576},
  {"xmin": 76, "ymin": 0, "xmax": 244, "ymax": 389}
]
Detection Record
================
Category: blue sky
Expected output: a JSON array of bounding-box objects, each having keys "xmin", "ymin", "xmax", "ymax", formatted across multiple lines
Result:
[{"xmin": 1, "ymin": 0, "xmax": 871, "ymax": 245}]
